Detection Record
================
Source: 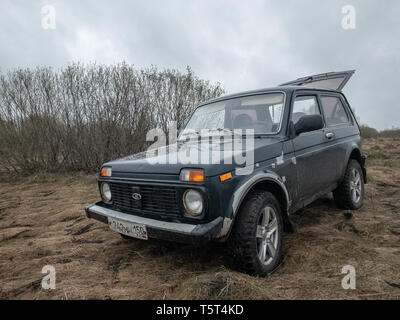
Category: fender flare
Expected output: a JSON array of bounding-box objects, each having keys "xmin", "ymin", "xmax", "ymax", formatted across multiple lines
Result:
[
  {"xmin": 344, "ymin": 146, "xmax": 367, "ymax": 183},
  {"xmin": 345, "ymin": 144, "xmax": 362, "ymax": 165},
  {"xmin": 216, "ymin": 171, "xmax": 291, "ymax": 239}
]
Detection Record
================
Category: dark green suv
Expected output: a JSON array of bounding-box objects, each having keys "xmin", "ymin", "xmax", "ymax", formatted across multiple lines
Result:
[{"xmin": 85, "ymin": 70, "xmax": 367, "ymax": 276}]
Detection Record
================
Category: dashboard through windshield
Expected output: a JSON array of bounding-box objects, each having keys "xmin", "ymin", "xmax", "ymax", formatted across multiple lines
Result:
[{"xmin": 183, "ymin": 92, "xmax": 285, "ymax": 136}]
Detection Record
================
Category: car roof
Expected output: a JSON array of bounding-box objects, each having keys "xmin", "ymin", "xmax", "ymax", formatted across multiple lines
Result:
[{"xmin": 198, "ymin": 86, "xmax": 342, "ymax": 107}]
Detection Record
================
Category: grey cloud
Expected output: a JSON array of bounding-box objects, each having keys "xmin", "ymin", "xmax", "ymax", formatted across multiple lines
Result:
[{"xmin": 0, "ymin": 0, "xmax": 399, "ymax": 129}]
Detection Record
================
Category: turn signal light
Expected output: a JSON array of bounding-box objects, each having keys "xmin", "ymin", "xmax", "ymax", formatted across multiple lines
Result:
[
  {"xmin": 219, "ymin": 172, "xmax": 232, "ymax": 182},
  {"xmin": 101, "ymin": 167, "xmax": 112, "ymax": 177},
  {"xmin": 180, "ymin": 169, "xmax": 205, "ymax": 182}
]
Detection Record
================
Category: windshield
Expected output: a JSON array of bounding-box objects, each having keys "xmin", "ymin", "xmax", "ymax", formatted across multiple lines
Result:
[{"xmin": 183, "ymin": 93, "xmax": 285, "ymax": 135}]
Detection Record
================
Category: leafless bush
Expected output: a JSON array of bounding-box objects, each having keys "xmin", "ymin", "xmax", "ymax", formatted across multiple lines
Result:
[
  {"xmin": 0, "ymin": 63, "xmax": 224, "ymax": 173},
  {"xmin": 359, "ymin": 125, "xmax": 400, "ymax": 140},
  {"xmin": 379, "ymin": 128, "xmax": 400, "ymax": 138},
  {"xmin": 360, "ymin": 125, "xmax": 379, "ymax": 139}
]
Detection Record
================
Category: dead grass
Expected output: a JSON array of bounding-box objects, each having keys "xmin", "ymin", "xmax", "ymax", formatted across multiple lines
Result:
[{"xmin": 0, "ymin": 138, "xmax": 399, "ymax": 300}]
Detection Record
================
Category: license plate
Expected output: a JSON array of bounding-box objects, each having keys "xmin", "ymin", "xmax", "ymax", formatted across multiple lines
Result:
[{"xmin": 108, "ymin": 217, "xmax": 148, "ymax": 240}]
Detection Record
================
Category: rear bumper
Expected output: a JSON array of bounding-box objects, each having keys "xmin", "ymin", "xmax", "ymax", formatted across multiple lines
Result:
[{"xmin": 85, "ymin": 202, "xmax": 223, "ymax": 244}]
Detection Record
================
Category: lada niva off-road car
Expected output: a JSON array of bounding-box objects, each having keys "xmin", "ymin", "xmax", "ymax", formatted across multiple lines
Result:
[{"xmin": 85, "ymin": 71, "xmax": 367, "ymax": 275}]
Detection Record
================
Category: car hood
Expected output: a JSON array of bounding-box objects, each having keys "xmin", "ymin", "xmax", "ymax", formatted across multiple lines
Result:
[{"xmin": 104, "ymin": 137, "xmax": 284, "ymax": 177}]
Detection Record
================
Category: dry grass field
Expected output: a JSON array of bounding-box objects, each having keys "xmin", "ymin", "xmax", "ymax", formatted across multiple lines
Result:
[{"xmin": 0, "ymin": 138, "xmax": 399, "ymax": 300}]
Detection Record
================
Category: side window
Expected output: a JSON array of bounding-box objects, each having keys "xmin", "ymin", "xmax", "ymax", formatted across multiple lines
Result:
[
  {"xmin": 320, "ymin": 96, "xmax": 350, "ymax": 126},
  {"xmin": 291, "ymin": 96, "xmax": 320, "ymax": 125}
]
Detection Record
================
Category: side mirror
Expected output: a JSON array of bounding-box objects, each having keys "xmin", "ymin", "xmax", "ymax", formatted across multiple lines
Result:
[{"xmin": 294, "ymin": 114, "xmax": 324, "ymax": 135}]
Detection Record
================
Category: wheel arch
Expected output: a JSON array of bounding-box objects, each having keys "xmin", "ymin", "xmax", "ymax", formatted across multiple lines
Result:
[
  {"xmin": 216, "ymin": 172, "xmax": 295, "ymax": 240},
  {"xmin": 346, "ymin": 147, "xmax": 367, "ymax": 183},
  {"xmin": 349, "ymin": 148, "xmax": 362, "ymax": 164}
]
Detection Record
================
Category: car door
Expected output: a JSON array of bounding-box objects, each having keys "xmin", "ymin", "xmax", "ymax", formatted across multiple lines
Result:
[
  {"xmin": 290, "ymin": 93, "xmax": 337, "ymax": 203},
  {"xmin": 318, "ymin": 93, "xmax": 355, "ymax": 183}
]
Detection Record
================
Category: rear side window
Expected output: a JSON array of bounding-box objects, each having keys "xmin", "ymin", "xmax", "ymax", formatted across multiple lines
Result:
[
  {"xmin": 291, "ymin": 96, "xmax": 320, "ymax": 125},
  {"xmin": 320, "ymin": 96, "xmax": 350, "ymax": 126}
]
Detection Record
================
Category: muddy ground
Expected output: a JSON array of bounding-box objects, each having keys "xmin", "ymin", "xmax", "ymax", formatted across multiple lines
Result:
[{"xmin": 0, "ymin": 137, "xmax": 399, "ymax": 300}]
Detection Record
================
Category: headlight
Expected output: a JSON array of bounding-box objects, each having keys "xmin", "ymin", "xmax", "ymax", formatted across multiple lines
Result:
[
  {"xmin": 100, "ymin": 182, "xmax": 112, "ymax": 203},
  {"xmin": 183, "ymin": 189, "xmax": 203, "ymax": 216}
]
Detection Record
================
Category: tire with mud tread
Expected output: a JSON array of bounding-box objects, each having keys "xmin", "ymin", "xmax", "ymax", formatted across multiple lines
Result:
[
  {"xmin": 229, "ymin": 190, "xmax": 283, "ymax": 276},
  {"xmin": 333, "ymin": 159, "xmax": 364, "ymax": 210}
]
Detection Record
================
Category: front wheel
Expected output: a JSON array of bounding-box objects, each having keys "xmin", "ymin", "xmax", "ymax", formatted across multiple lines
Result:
[
  {"xmin": 229, "ymin": 191, "xmax": 283, "ymax": 276},
  {"xmin": 333, "ymin": 159, "xmax": 364, "ymax": 210}
]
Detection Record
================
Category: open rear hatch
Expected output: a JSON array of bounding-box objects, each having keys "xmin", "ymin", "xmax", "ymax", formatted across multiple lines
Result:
[{"xmin": 280, "ymin": 70, "xmax": 355, "ymax": 91}]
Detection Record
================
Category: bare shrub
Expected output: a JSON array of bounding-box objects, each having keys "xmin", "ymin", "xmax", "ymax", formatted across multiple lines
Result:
[
  {"xmin": 360, "ymin": 125, "xmax": 379, "ymax": 139},
  {"xmin": 379, "ymin": 129, "xmax": 400, "ymax": 138},
  {"xmin": 0, "ymin": 63, "xmax": 224, "ymax": 173}
]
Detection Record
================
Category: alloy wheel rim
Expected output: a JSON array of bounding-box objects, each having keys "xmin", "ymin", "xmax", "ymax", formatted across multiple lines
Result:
[
  {"xmin": 350, "ymin": 168, "xmax": 362, "ymax": 203},
  {"xmin": 256, "ymin": 206, "xmax": 278, "ymax": 266}
]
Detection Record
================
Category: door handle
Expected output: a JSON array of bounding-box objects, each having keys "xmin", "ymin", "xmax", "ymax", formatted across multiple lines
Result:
[{"xmin": 325, "ymin": 132, "xmax": 335, "ymax": 140}]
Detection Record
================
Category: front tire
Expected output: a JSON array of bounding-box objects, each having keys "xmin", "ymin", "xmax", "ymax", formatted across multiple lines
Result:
[
  {"xmin": 229, "ymin": 191, "xmax": 283, "ymax": 276},
  {"xmin": 333, "ymin": 159, "xmax": 364, "ymax": 210}
]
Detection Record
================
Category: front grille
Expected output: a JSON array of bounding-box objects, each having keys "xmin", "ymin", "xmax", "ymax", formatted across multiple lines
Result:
[{"xmin": 109, "ymin": 182, "xmax": 181, "ymax": 217}]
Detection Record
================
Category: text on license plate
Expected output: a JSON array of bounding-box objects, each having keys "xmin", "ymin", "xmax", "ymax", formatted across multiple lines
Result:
[{"xmin": 108, "ymin": 218, "xmax": 148, "ymax": 240}]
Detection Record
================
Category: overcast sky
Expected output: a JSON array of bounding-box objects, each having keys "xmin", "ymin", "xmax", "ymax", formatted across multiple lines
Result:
[{"xmin": 1, "ymin": 0, "xmax": 399, "ymax": 130}]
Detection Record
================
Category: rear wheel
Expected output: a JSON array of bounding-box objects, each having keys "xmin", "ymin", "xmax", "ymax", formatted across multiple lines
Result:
[
  {"xmin": 229, "ymin": 191, "xmax": 283, "ymax": 276},
  {"xmin": 333, "ymin": 160, "xmax": 364, "ymax": 210}
]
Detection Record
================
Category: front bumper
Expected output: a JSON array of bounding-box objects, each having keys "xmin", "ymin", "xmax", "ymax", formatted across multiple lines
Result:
[{"xmin": 85, "ymin": 202, "xmax": 223, "ymax": 244}]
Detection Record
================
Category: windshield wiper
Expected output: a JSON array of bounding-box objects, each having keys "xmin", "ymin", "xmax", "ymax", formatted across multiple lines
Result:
[
  {"xmin": 178, "ymin": 130, "xmax": 200, "ymax": 139},
  {"xmin": 201, "ymin": 128, "xmax": 244, "ymax": 137},
  {"xmin": 179, "ymin": 128, "xmax": 266, "ymax": 140}
]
